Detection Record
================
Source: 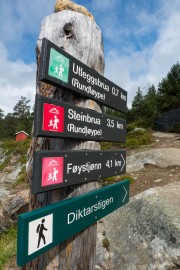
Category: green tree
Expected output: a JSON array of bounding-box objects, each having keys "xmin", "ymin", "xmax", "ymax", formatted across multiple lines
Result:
[
  {"xmin": 0, "ymin": 108, "xmax": 5, "ymax": 139},
  {"xmin": 143, "ymin": 84, "xmax": 158, "ymax": 128},
  {"xmin": 0, "ymin": 108, "xmax": 4, "ymax": 119},
  {"xmin": 130, "ymin": 87, "xmax": 145, "ymax": 125},
  {"xmin": 3, "ymin": 113, "xmax": 17, "ymax": 138},
  {"xmin": 157, "ymin": 62, "xmax": 180, "ymax": 113},
  {"xmin": 13, "ymin": 96, "xmax": 33, "ymax": 135},
  {"xmin": 13, "ymin": 96, "xmax": 31, "ymax": 119}
]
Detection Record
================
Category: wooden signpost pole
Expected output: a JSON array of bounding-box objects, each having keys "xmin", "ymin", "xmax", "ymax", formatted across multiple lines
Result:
[{"xmin": 23, "ymin": 4, "xmax": 104, "ymax": 270}]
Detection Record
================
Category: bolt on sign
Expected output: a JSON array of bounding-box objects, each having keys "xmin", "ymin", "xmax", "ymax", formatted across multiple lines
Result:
[
  {"xmin": 17, "ymin": 180, "xmax": 130, "ymax": 266},
  {"xmin": 34, "ymin": 94, "xmax": 126, "ymax": 142},
  {"xmin": 32, "ymin": 150, "xmax": 126, "ymax": 194},
  {"xmin": 39, "ymin": 38, "xmax": 127, "ymax": 113}
]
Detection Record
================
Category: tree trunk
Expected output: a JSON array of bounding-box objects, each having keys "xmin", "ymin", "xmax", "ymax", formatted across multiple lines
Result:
[{"xmin": 23, "ymin": 10, "xmax": 104, "ymax": 270}]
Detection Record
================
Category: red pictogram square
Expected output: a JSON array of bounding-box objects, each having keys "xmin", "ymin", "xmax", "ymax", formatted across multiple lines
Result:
[
  {"xmin": 42, "ymin": 103, "xmax": 64, "ymax": 132},
  {"xmin": 41, "ymin": 157, "xmax": 64, "ymax": 187}
]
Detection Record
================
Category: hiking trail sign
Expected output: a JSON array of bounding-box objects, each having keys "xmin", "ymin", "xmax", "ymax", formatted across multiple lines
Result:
[
  {"xmin": 32, "ymin": 150, "xmax": 126, "ymax": 194},
  {"xmin": 39, "ymin": 38, "xmax": 127, "ymax": 113},
  {"xmin": 17, "ymin": 180, "xmax": 130, "ymax": 266},
  {"xmin": 34, "ymin": 94, "xmax": 126, "ymax": 142}
]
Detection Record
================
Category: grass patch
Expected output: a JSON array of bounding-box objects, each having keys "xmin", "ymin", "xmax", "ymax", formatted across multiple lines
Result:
[
  {"xmin": 0, "ymin": 226, "xmax": 17, "ymax": 270},
  {"xmin": 13, "ymin": 165, "xmax": 28, "ymax": 188},
  {"xmin": 0, "ymin": 139, "xmax": 30, "ymax": 172},
  {"xmin": 102, "ymin": 237, "xmax": 110, "ymax": 251},
  {"xmin": 101, "ymin": 174, "xmax": 135, "ymax": 187},
  {"xmin": 168, "ymin": 124, "xmax": 180, "ymax": 133},
  {"xmin": 1, "ymin": 138, "xmax": 30, "ymax": 158},
  {"xmin": 0, "ymin": 156, "xmax": 11, "ymax": 171},
  {"xmin": 101, "ymin": 129, "xmax": 153, "ymax": 150},
  {"xmin": 126, "ymin": 129, "xmax": 153, "ymax": 148}
]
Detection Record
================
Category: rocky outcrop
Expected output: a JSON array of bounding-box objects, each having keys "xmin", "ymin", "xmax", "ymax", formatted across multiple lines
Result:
[
  {"xmin": 96, "ymin": 182, "xmax": 180, "ymax": 270},
  {"xmin": 155, "ymin": 108, "xmax": 180, "ymax": 132},
  {"xmin": 0, "ymin": 189, "xmax": 29, "ymax": 233},
  {"xmin": 127, "ymin": 148, "xmax": 180, "ymax": 172},
  {"xmin": 0, "ymin": 152, "xmax": 29, "ymax": 232}
]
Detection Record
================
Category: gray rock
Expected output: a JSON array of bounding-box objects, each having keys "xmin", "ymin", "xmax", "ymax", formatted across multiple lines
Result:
[
  {"xmin": 3, "ymin": 189, "xmax": 29, "ymax": 221},
  {"xmin": 0, "ymin": 189, "xmax": 29, "ymax": 232},
  {"xmin": 133, "ymin": 128, "xmax": 146, "ymax": 132},
  {"xmin": 0, "ymin": 164, "xmax": 21, "ymax": 184},
  {"xmin": 127, "ymin": 148, "xmax": 180, "ymax": 172},
  {"xmin": 96, "ymin": 182, "xmax": 180, "ymax": 270},
  {"xmin": 0, "ymin": 188, "xmax": 9, "ymax": 204}
]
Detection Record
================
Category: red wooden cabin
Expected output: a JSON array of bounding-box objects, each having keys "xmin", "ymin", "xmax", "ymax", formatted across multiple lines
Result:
[{"xmin": 15, "ymin": 131, "xmax": 29, "ymax": 142}]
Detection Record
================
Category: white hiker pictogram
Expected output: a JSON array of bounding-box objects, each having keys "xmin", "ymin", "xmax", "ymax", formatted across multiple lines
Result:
[
  {"xmin": 54, "ymin": 63, "xmax": 64, "ymax": 78},
  {"xmin": 53, "ymin": 167, "xmax": 58, "ymax": 181},
  {"xmin": 47, "ymin": 172, "xmax": 53, "ymax": 181},
  {"xmin": 53, "ymin": 115, "xmax": 59, "ymax": 129},
  {"xmin": 47, "ymin": 167, "xmax": 59, "ymax": 182},
  {"xmin": 48, "ymin": 115, "xmax": 59, "ymax": 130}
]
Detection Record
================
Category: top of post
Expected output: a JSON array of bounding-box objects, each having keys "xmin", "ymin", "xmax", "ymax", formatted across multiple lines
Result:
[{"xmin": 55, "ymin": 0, "xmax": 94, "ymax": 20}]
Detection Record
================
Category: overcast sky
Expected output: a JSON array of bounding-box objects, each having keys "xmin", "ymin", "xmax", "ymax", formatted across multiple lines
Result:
[{"xmin": 0, "ymin": 0, "xmax": 179, "ymax": 114}]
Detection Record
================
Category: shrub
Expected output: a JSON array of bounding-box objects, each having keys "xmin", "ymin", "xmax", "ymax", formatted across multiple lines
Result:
[
  {"xmin": 0, "ymin": 139, "xmax": 30, "ymax": 172},
  {"xmin": 126, "ymin": 129, "xmax": 153, "ymax": 148},
  {"xmin": 168, "ymin": 124, "xmax": 180, "ymax": 133},
  {"xmin": 0, "ymin": 226, "xmax": 17, "ymax": 270},
  {"xmin": 102, "ymin": 237, "xmax": 110, "ymax": 251}
]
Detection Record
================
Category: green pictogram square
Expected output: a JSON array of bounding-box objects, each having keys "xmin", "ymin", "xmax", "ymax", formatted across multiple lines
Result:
[{"xmin": 48, "ymin": 48, "xmax": 69, "ymax": 83}]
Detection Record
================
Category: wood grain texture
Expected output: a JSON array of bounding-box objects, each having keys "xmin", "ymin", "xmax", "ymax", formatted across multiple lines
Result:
[{"xmin": 23, "ymin": 10, "xmax": 104, "ymax": 270}]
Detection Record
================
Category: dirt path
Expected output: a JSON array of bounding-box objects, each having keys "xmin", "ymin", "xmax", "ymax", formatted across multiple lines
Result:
[{"xmin": 128, "ymin": 132, "xmax": 180, "ymax": 196}]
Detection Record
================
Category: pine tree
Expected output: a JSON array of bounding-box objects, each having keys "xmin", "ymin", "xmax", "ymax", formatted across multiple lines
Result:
[
  {"xmin": 3, "ymin": 113, "xmax": 17, "ymax": 138},
  {"xmin": 143, "ymin": 84, "xmax": 158, "ymax": 128},
  {"xmin": 13, "ymin": 96, "xmax": 33, "ymax": 135},
  {"xmin": 130, "ymin": 87, "xmax": 145, "ymax": 125},
  {"xmin": 157, "ymin": 62, "xmax": 180, "ymax": 113},
  {"xmin": 0, "ymin": 108, "xmax": 5, "ymax": 138}
]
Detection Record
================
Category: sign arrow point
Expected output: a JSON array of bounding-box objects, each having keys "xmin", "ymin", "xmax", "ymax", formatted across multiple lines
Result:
[
  {"xmin": 122, "ymin": 186, "xmax": 128, "ymax": 203},
  {"xmin": 121, "ymin": 154, "xmax": 126, "ymax": 171}
]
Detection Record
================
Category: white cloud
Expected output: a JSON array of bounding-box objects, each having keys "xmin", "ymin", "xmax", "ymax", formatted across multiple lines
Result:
[
  {"xmin": 0, "ymin": 42, "xmax": 36, "ymax": 114},
  {"xmin": 104, "ymin": 0, "xmax": 180, "ymax": 107},
  {"xmin": 0, "ymin": 0, "xmax": 54, "ymax": 43},
  {"xmin": 0, "ymin": 0, "xmax": 55, "ymax": 114},
  {"xmin": 0, "ymin": 0, "xmax": 179, "ymax": 113}
]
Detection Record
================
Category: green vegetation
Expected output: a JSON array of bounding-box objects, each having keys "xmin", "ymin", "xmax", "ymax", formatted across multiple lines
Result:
[
  {"xmin": 126, "ymin": 129, "xmax": 153, "ymax": 148},
  {"xmin": 127, "ymin": 62, "xmax": 180, "ymax": 130},
  {"xmin": 1, "ymin": 138, "xmax": 30, "ymax": 157},
  {"xmin": 13, "ymin": 165, "xmax": 29, "ymax": 188},
  {"xmin": 168, "ymin": 124, "xmax": 180, "ymax": 133},
  {"xmin": 102, "ymin": 129, "xmax": 153, "ymax": 150},
  {"xmin": 0, "ymin": 96, "xmax": 33, "ymax": 139},
  {"xmin": 0, "ymin": 226, "xmax": 17, "ymax": 270},
  {"xmin": 0, "ymin": 139, "xmax": 30, "ymax": 188},
  {"xmin": 101, "ymin": 174, "xmax": 135, "ymax": 187},
  {"xmin": 0, "ymin": 138, "xmax": 30, "ymax": 171},
  {"xmin": 102, "ymin": 237, "xmax": 110, "ymax": 251},
  {"xmin": 0, "ymin": 155, "xmax": 12, "ymax": 172}
]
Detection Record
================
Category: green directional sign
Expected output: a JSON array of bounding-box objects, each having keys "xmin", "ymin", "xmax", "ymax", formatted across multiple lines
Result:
[{"xmin": 17, "ymin": 180, "xmax": 130, "ymax": 266}]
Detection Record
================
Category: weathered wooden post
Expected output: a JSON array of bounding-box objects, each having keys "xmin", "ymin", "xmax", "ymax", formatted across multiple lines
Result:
[{"xmin": 24, "ymin": 1, "xmax": 104, "ymax": 269}]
